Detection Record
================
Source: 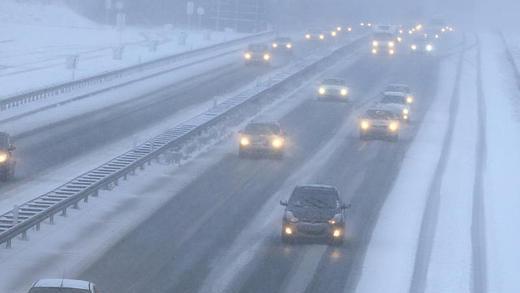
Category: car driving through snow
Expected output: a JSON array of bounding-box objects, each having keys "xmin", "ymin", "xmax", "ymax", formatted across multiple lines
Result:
[
  {"xmin": 359, "ymin": 107, "xmax": 401, "ymax": 141},
  {"xmin": 280, "ymin": 185, "xmax": 349, "ymax": 245},
  {"xmin": 378, "ymin": 92, "xmax": 411, "ymax": 122},
  {"xmin": 317, "ymin": 78, "xmax": 350, "ymax": 101},
  {"xmin": 0, "ymin": 132, "xmax": 16, "ymax": 181},
  {"xmin": 384, "ymin": 83, "xmax": 415, "ymax": 104},
  {"xmin": 244, "ymin": 43, "xmax": 272, "ymax": 65},
  {"xmin": 238, "ymin": 122, "xmax": 286, "ymax": 159},
  {"xmin": 271, "ymin": 37, "xmax": 294, "ymax": 53}
]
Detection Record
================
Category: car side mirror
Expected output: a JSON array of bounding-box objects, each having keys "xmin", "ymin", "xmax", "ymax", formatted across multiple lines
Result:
[
  {"xmin": 280, "ymin": 200, "xmax": 288, "ymax": 206},
  {"xmin": 341, "ymin": 203, "xmax": 351, "ymax": 210}
]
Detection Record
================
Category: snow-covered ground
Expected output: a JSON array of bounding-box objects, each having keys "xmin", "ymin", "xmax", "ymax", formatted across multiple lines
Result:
[
  {"xmin": 356, "ymin": 32, "xmax": 520, "ymax": 293},
  {"xmin": 0, "ymin": 45, "xmax": 364, "ymax": 293},
  {"xmin": 0, "ymin": 0, "xmax": 245, "ymax": 97}
]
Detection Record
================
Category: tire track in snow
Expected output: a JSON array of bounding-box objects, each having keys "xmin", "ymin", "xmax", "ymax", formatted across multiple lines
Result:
[
  {"xmin": 408, "ymin": 35, "xmax": 466, "ymax": 293},
  {"xmin": 471, "ymin": 37, "xmax": 488, "ymax": 293}
]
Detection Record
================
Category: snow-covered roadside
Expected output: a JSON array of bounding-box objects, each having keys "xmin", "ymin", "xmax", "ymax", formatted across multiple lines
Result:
[
  {"xmin": 424, "ymin": 47, "xmax": 478, "ymax": 293},
  {"xmin": 0, "ymin": 0, "xmax": 246, "ymax": 97},
  {"xmin": 481, "ymin": 33, "xmax": 520, "ymax": 293},
  {"xmin": 0, "ymin": 47, "xmax": 364, "ymax": 293},
  {"xmin": 354, "ymin": 52, "xmax": 460, "ymax": 293}
]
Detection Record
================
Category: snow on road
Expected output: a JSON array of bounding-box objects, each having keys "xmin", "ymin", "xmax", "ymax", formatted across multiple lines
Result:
[
  {"xmin": 0, "ymin": 0, "xmax": 244, "ymax": 97},
  {"xmin": 354, "ymin": 48, "xmax": 462, "ymax": 293},
  {"xmin": 481, "ymin": 33, "xmax": 520, "ymax": 293}
]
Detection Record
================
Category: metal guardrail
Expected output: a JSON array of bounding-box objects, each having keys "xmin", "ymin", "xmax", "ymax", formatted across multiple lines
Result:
[
  {"xmin": 500, "ymin": 32, "xmax": 520, "ymax": 90},
  {"xmin": 0, "ymin": 36, "xmax": 365, "ymax": 248},
  {"xmin": 0, "ymin": 31, "xmax": 273, "ymax": 112}
]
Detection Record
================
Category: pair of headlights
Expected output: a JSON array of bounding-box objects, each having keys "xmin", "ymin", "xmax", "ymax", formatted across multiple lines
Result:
[
  {"xmin": 360, "ymin": 120, "xmax": 399, "ymax": 132},
  {"xmin": 240, "ymin": 136, "xmax": 284, "ymax": 148},
  {"xmin": 318, "ymin": 87, "xmax": 348, "ymax": 96},
  {"xmin": 244, "ymin": 53, "xmax": 271, "ymax": 61}
]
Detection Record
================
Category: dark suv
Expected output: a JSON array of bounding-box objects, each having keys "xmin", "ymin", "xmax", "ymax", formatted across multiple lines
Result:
[
  {"xmin": 238, "ymin": 122, "xmax": 286, "ymax": 159},
  {"xmin": 0, "ymin": 132, "xmax": 16, "ymax": 181},
  {"xmin": 280, "ymin": 185, "xmax": 349, "ymax": 245}
]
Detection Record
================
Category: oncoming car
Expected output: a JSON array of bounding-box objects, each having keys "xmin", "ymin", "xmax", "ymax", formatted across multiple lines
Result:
[
  {"xmin": 28, "ymin": 279, "xmax": 99, "ymax": 293},
  {"xmin": 384, "ymin": 83, "xmax": 414, "ymax": 104},
  {"xmin": 409, "ymin": 36, "xmax": 435, "ymax": 54},
  {"xmin": 317, "ymin": 78, "xmax": 349, "ymax": 101},
  {"xmin": 359, "ymin": 107, "xmax": 401, "ymax": 141},
  {"xmin": 271, "ymin": 37, "xmax": 293, "ymax": 53},
  {"xmin": 371, "ymin": 32, "xmax": 398, "ymax": 55},
  {"xmin": 0, "ymin": 132, "xmax": 16, "ymax": 181},
  {"xmin": 305, "ymin": 29, "xmax": 326, "ymax": 42},
  {"xmin": 244, "ymin": 43, "xmax": 271, "ymax": 65},
  {"xmin": 280, "ymin": 185, "xmax": 350, "ymax": 245},
  {"xmin": 238, "ymin": 122, "xmax": 286, "ymax": 159},
  {"xmin": 379, "ymin": 92, "xmax": 411, "ymax": 122}
]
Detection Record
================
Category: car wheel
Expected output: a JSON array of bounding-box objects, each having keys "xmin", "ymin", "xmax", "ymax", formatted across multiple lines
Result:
[{"xmin": 281, "ymin": 233, "xmax": 293, "ymax": 244}]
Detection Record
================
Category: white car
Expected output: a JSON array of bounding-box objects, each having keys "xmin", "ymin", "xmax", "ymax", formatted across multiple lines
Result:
[
  {"xmin": 378, "ymin": 92, "xmax": 411, "ymax": 122},
  {"xmin": 28, "ymin": 279, "xmax": 98, "ymax": 293},
  {"xmin": 359, "ymin": 107, "xmax": 401, "ymax": 141},
  {"xmin": 384, "ymin": 83, "xmax": 414, "ymax": 104},
  {"xmin": 317, "ymin": 78, "xmax": 350, "ymax": 101}
]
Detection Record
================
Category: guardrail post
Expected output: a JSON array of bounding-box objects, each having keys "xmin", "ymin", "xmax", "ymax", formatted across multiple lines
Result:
[
  {"xmin": 73, "ymin": 201, "xmax": 79, "ymax": 209},
  {"xmin": 61, "ymin": 208, "xmax": 67, "ymax": 217},
  {"xmin": 12, "ymin": 205, "xmax": 19, "ymax": 226},
  {"xmin": 49, "ymin": 214, "xmax": 55, "ymax": 225},
  {"xmin": 92, "ymin": 190, "xmax": 99, "ymax": 197},
  {"xmin": 21, "ymin": 230, "xmax": 28, "ymax": 241},
  {"xmin": 84, "ymin": 195, "xmax": 89, "ymax": 203},
  {"xmin": 36, "ymin": 222, "xmax": 40, "ymax": 231},
  {"xmin": 5, "ymin": 239, "xmax": 11, "ymax": 249}
]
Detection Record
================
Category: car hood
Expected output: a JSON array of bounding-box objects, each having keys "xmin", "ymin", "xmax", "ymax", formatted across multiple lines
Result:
[{"xmin": 289, "ymin": 207, "xmax": 337, "ymax": 222}]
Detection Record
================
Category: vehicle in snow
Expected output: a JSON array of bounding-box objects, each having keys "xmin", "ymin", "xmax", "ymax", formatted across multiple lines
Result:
[
  {"xmin": 317, "ymin": 78, "xmax": 350, "ymax": 101},
  {"xmin": 0, "ymin": 132, "xmax": 16, "ymax": 181},
  {"xmin": 384, "ymin": 83, "xmax": 414, "ymax": 104},
  {"xmin": 280, "ymin": 185, "xmax": 349, "ymax": 245},
  {"xmin": 409, "ymin": 35, "xmax": 435, "ymax": 54},
  {"xmin": 359, "ymin": 107, "xmax": 401, "ymax": 141},
  {"xmin": 379, "ymin": 92, "xmax": 411, "ymax": 122},
  {"xmin": 244, "ymin": 43, "xmax": 271, "ymax": 65},
  {"xmin": 28, "ymin": 279, "xmax": 99, "ymax": 293},
  {"xmin": 304, "ymin": 29, "xmax": 327, "ymax": 41},
  {"xmin": 271, "ymin": 37, "xmax": 293, "ymax": 53},
  {"xmin": 238, "ymin": 122, "xmax": 286, "ymax": 159},
  {"xmin": 371, "ymin": 32, "xmax": 399, "ymax": 55}
]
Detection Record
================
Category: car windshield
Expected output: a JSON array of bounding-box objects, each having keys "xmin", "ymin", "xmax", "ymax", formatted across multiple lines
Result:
[
  {"xmin": 322, "ymin": 79, "xmax": 344, "ymax": 86},
  {"xmin": 381, "ymin": 95, "xmax": 406, "ymax": 104},
  {"xmin": 289, "ymin": 187, "xmax": 338, "ymax": 209},
  {"xmin": 0, "ymin": 133, "xmax": 9, "ymax": 149},
  {"xmin": 386, "ymin": 85, "xmax": 409, "ymax": 93},
  {"xmin": 244, "ymin": 124, "xmax": 280, "ymax": 135},
  {"xmin": 29, "ymin": 289, "xmax": 90, "ymax": 293},
  {"xmin": 373, "ymin": 32, "xmax": 395, "ymax": 40},
  {"xmin": 275, "ymin": 38, "xmax": 291, "ymax": 43},
  {"xmin": 248, "ymin": 44, "xmax": 267, "ymax": 51}
]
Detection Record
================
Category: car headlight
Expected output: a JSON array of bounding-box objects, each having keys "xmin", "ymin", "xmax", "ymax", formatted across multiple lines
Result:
[
  {"xmin": 371, "ymin": 48, "xmax": 378, "ymax": 54},
  {"xmin": 244, "ymin": 53, "xmax": 252, "ymax": 60},
  {"xmin": 332, "ymin": 229, "xmax": 342, "ymax": 238},
  {"xmin": 411, "ymin": 44, "xmax": 417, "ymax": 50},
  {"xmin": 331, "ymin": 31, "xmax": 337, "ymax": 37},
  {"xmin": 271, "ymin": 137, "xmax": 284, "ymax": 149},
  {"xmin": 372, "ymin": 40, "xmax": 379, "ymax": 47},
  {"xmin": 341, "ymin": 88, "xmax": 348, "ymax": 96},
  {"xmin": 389, "ymin": 49, "xmax": 395, "ymax": 55},
  {"xmin": 286, "ymin": 211, "xmax": 299, "ymax": 223},
  {"xmin": 426, "ymin": 44, "xmax": 433, "ymax": 52},
  {"xmin": 397, "ymin": 37, "xmax": 402, "ymax": 43},
  {"xmin": 263, "ymin": 54, "xmax": 271, "ymax": 61},
  {"xmin": 360, "ymin": 120, "xmax": 370, "ymax": 130},
  {"xmin": 272, "ymin": 43, "xmax": 278, "ymax": 48},
  {"xmin": 328, "ymin": 213, "xmax": 342, "ymax": 225},
  {"xmin": 337, "ymin": 26, "xmax": 342, "ymax": 31},
  {"xmin": 319, "ymin": 34, "xmax": 325, "ymax": 40},
  {"xmin": 0, "ymin": 152, "xmax": 8, "ymax": 164},
  {"xmin": 286, "ymin": 43, "xmax": 292, "ymax": 49},
  {"xmin": 407, "ymin": 96, "xmax": 414, "ymax": 104},
  {"xmin": 388, "ymin": 121, "xmax": 399, "ymax": 132},
  {"xmin": 305, "ymin": 34, "xmax": 311, "ymax": 39},
  {"xmin": 319, "ymin": 87, "xmax": 326, "ymax": 95},
  {"xmin": 388, "ymin": 41, "xmax": 395, "ymax": 48},
  {"xmin": 347, "ymin": 27, "xmax": 352, "ymax": 32},
  {"xmin": 240, "ymin": 136, "xmax": 250, "ymax": 146},
  {"xmin": 403, "ymin": 108, "xmax": 410, "ymax": 115}
]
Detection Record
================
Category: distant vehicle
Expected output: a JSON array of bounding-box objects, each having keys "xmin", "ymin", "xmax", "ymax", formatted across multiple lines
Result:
[
  {"xmin": 280, "ymin": 185, "xmax": 349, "ymax": 245},
  {"xmin": 305, "ymin": 29, "xmax": 326, "ymax": 41},
  {"xmin": 317, "ymin": 78, "xmax": 349, "ymax": 101},
  {"xmin": 271, "ymin": 37, "xmax": 293, "ymax": 53},
  {"xmin": 374, "ymin": 24, "xmax": 398, "ymax": 34},
  {"xmin": 409, "ymin": 36, "xmax": 435, "ymax": 54},
  {"xmin": 28, "ymin": 279, "xmax": 98, "ymax": 293},
  {"xmin": 238, "ymin": 122, "xmax": 286, "ymax": 159},
  {"xmin": 244, "ymin": 43, "xmax": 271, "ymax": 65},
  {"xmin": 379, "ymin": 92, "xmax": 411, "ymax": 122},
  {"xmin": 0, "ymin": 132, "xmax": 16, "ymax": 181},
  {"xmin": 384, "ymin": 84, "xmax": 414, "ymax": 104},
  {"xmin": 371, "ymin": 32, "xmax": 398, "ymax": 55},
  {"xmin": 359, "ymin": 107, "xmax": 401, "ymax": 141}
]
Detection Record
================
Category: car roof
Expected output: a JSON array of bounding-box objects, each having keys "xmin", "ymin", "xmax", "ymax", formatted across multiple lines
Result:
[
  {"xmin": 387, "ymin": 83, "xmax": 409, "ymax": 88},
  {"xmin": 33, "ymin": 279, "xmax": 92, "ymax": 290},
  {"xmin": 384, "ymin": 92, "xmax": 407, "ymax": 97},
  {"xmin": 295, "ymin": 184, "xmax": 338, "ymax": 191}
]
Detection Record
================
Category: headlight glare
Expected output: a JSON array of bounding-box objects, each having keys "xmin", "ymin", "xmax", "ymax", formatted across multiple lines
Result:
[
  {"xmin": 341, "ymin": 88, "xmax": 348, "ymax": 96},
  {"xmin": 361, "ymin": 120, "xmax": 370, "ymax": 130},
  {"xmin": 319, "ymin": 87, "xmax": 326, "ymax": 95},
  {"xmin": 0, "ymin": 152, "xmax": 7, "ymax": 163},
  {"xmin": 240, "ymin": 136, "xmax": 250, "ymax": 146},
  {"xmin": 388, "ymin": 122, "xmax": 399, "ymax": 132}
]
